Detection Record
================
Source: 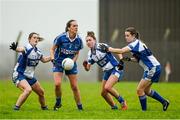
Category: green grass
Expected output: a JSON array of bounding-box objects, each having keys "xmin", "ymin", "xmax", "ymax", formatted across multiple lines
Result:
[{"xmin": 0, "ymin": 80, "xmax": 180, "ymax": 119}]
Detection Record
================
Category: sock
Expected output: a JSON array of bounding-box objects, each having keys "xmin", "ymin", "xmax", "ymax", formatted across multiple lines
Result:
[
  {"xmin": 139, "ymin": 95, "xmax": 147, "ymax": 111},
  {"xmin": 117, "ymin": 96, "xmax": 125, "ymax": 104},
  {"xmin": 14, "ymin": 105, "xmax": 20, "ymax": 110},
  {"xmin": 55, "ymin": 97, "xmax": 61, "ymax": 106},
  {"xmin": 41, "ymin": 106, "xmax": 48, "ymax": 110},
  {"xmin": 77, "ymin": 103, "xmax": 83, "ymax": 110},
  {"xmin": 148, "ymin": 90, "xmax": 165, "ymax": 104},
  {"xmin": 111, "ymin": 105, "xmax": 118, "ymax": 109}
]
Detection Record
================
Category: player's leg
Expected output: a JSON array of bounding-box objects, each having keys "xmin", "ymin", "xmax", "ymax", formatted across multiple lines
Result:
[
  {"xmin": 144, "ymin": 83, "xmax": 169, "ymax": 111},
  {"xmin": 101, "ymin": 80, "xmax": 118, "ymax": 109},
  {"xmin": 67, "ymin": 74, "xmax": 83, "ymax": 110},
  {"xmin": 14, "ymin": 80, "xmax": 32, "ymax": 110},
  {"xmin": 31, "ymin": 81, "xmax": 48, "ymax": 110},
  {"xmin": 105, "ymin": 75, "xmax": 127, "ymax": 110},
  {"xmin": 137, "ymin": 79, "xmax": 152, "ymax": 111},
  {"xmin": 53, "ymin": 72, "xmax": 63, "ymax": 110}
]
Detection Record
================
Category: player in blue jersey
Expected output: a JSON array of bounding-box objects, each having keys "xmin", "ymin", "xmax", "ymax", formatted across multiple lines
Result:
[
  {"xmin": 50, "ymin": 20, "xmax": 83, "ymax": 110},
  {"xmin": 83, "ymin": 31, "xmax": 128, "ymax": 110},
  {"xmin": 99, "ymin": 27, "xmax": 170, "ymax": 111},
  {"xmin": 10, "ymin": 32, "xmax": 51, "ymax": 110}
]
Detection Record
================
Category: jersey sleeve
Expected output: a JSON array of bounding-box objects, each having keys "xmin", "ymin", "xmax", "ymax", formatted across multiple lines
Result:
[
  {"xmin": 37, "ymin": 49, "xmax": 43, "ymax": 60},
  {"xmin": 127, "ymin": 40, "xmax": 139, "ymax": 52},
  {"xmin": 78, "ymin": 38, "xmax": 83, "ymax": 51},
  {"xmin": 87, "ymin": 51, "xmax": 95, "ymax": 65},
  {"xmin": 24, "ymin": 43, "xmax": 33, "ymax": 54},
  {"xmin": 53, "ymin": 35, "xmax": 62, "ymax": 46}
]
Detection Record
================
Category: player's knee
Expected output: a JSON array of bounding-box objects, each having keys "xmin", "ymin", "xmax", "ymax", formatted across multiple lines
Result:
[
  {"xmin": 71, "ymin": 85, "xmax": 78, "ymax": 92},
  {"xmin": 104, "ymin": 85, "xmax": 111, "ymax": 92},
  {"xmin": 136, "ymin": 88, "xmax": 144, "ymax": 96},
  {"xmin": 24, "ymin": 87, "xmax": 32, "ymax": 95}
]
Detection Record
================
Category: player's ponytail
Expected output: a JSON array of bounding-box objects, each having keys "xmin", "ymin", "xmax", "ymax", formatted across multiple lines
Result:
[
  {"xmin": 28, "ymin": 32, "xmax": 39, "ymax": 40},
  {"xmin": 125, "ymin": 27, "xmax": 140, "ymax": 39},
  {"xmin": 65, "ymin": 19, "xmax": 76, "ymax": 32}
]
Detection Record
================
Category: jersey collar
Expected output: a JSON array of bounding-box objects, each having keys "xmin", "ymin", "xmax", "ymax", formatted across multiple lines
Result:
[{"xmin": 66, "ymin": 32, "xmax": 78, "ymax": 42}]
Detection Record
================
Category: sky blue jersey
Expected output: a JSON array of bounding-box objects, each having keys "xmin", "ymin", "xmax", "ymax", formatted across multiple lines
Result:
[
  {"xmin": 13, "ymin": 43, "xmax": 43, "ymax": 79},
  {"xmin": 87, "ymin": 43, "xmax": 120, "ymax": 71},
  {"xmin": 127, "ymin": 39, "xmax": 160, "ymax": 70},
  {"xmin": 53, "ymin": 32, "xmax": 83, "ymax": 64}
]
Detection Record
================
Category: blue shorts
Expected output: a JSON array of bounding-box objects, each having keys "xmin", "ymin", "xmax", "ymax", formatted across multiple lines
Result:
[
  {"xmin": 12, "ymin": 72, "xmax": 37, "ymax": 86},
  {"xmin": 52, "ymin": 62, "xmax": 78, "ymax": 75},
  {"xmin": 103, "ymin": 67, "xmax": 124, "ymax": 81},
  {"xmin": 143, "ymin": 65, "xmax": 161, "ymax": 82}
]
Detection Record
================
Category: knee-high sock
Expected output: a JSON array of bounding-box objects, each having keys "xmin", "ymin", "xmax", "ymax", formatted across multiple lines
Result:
[
  {"xmin": 148, "ymin": 90, "xmax": 165, "ymax": 104},
  {"xmin": 139, "ymin": 95, "xmax": 147, "ymax": 111}
]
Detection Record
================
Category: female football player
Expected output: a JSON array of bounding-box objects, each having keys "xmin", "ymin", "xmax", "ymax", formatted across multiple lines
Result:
[
  {"xmin": 10, "ymin": 32, "xmax": 51, "ymax": 110},
  {"xmin": 99, "ymin": 27, "xmax": 169, "ymax": 111},
  {"xmin": 50, "ymin": 20, "xmax": 83, "ymax": 110},
  {"xmin": 83, "ymin": 31, "xmax": 127, "ymax": 110}
]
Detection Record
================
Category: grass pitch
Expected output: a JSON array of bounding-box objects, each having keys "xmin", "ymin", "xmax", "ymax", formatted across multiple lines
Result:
[{"xmin": 0, "ymin": 80, "xmax": 180, "ymax": 119}]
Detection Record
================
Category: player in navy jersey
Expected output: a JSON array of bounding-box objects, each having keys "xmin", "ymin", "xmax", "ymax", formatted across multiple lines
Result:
[
  {"xmin": 83, "ymin": 31, "xmax": 127, "ymax": 110},
  {"xmin": 99, "ymin": 27, "xmax": 169, "ymax": 111},
  {"xmin": 10, "ymin": 32, "xmax": 51, "ymax": 110},
  {"xmin": 50, "ymin": 20, "xmax": 83, "ymax": 110}
]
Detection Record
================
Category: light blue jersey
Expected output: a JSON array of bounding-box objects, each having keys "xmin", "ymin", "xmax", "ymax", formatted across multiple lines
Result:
[
  {"xmin": 12, "ymin": 43, "xmax": 43, "ymax": 85},
  {"xmin": 87, "ymin": 43, "xmax": 123, "ymax": 81},
  {"xmin": 127, "ymin": 39, "xmax": 161, "ymax": 82},
  {"xmin": 52, "ymin": 32, "xmax": 83, "ymax": 74}
]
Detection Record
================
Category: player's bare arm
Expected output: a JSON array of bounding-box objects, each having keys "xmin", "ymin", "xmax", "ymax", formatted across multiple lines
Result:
[
  {"xmin": 109, "ymin": 46, "xmax": 130, "ymax": 54},
  {"xmin": 50, "ymin": 45, "xmax": 57, "ymax": 60},
  {"xmin": 72, "ymin": 51, "xmax": 79, "ymax": 62}
]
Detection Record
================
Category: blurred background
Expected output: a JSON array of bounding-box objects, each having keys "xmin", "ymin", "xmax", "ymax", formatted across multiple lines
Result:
[{"xmin": 0, "ymin": 0, "xmax": 179, "ymax": 82}]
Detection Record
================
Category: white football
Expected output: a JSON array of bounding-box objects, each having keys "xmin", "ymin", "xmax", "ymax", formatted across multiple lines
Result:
[{"xmin": 62, "ymin": 58, "xmax": 74, "ymax": 70}]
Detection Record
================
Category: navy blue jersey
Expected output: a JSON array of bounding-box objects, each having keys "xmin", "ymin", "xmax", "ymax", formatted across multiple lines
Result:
[{"xmin": 53, "ymin": 32, "xmax": 83, "ymax": 65}]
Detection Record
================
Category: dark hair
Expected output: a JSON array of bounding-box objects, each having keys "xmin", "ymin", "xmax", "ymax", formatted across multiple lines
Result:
[
  {"xmin": 65, "ymin": 19, "xmax": 76, "ymax": 32},
  {"xmin": 125, "ymin": 27, "xmax": 140, "ymax": 39},
  {"xmin": 87, "ymin": 31, "xmax": 96, "ymax": 40},
  {"xmin": 28, "ymin": 32, "xmax": 39, "ymax": 40}
]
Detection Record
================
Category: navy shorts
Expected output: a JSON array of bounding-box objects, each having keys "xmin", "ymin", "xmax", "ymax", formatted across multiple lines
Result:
[
  {"xmin": 12, "ymin": 72, "xmax": 37, "ymax": 86},
  {"xmin": 103, "ymin": 67, "xmax": 124, "ymax": 81},
  {"xmin": 143, "ymin": 65, "xmax": 161, "ymax": 82},
  {"xmin": 52, "ymin": 62, "xmax": 78, "ymax": 75}
]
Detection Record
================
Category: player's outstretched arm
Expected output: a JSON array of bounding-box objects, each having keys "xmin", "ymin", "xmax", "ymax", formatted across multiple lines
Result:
[
  {"xmin": 9, "ymin": 42, "xmax": 25, "ymax": 52},
  {"xmin": 109, "ymin": 46, "xmax": 130, "ymax": 54}
]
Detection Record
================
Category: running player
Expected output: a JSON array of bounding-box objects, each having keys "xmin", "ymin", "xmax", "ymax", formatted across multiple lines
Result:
[
  {"xmin": 50, "ymin": 20, "xmax": 83, "ymax": 110},
  {"xmin": 83, "ymin": 31, "xmax": 127, "ymax": 110},
  {"xmin": 10, "ymin": 32, "xmax": 51, "ymax": 110},
  {"xmin": 99, "ymin": 27, "xmax": 170, "ymax": 111}
]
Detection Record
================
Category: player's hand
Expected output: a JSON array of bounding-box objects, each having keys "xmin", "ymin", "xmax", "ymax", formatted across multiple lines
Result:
[
  {"xmin": 122, "ymin": 56, "xmax": 131, "ymax": 61},
  {"xmin": 99, "ymin": 43, "xmax": 109, "ymax": 52},
  {"xmin": 9, "ymin": 42, "xmax": 18, "ymax": 51},
  {"xmin": 118, "ymin": 60, "xmax": 124, "ymax": 70},
  {"xmin": 83, "ymin": 60, "xmax": 89, "ymax": 71}
]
